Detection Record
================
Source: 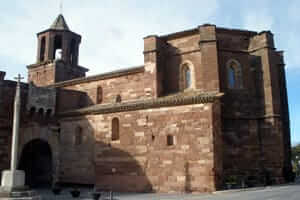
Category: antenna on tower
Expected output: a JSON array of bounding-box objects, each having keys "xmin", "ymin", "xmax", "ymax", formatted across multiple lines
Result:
[{"xmin": 59, "ymin": 0, "xmax": 63, "ymax": 14}]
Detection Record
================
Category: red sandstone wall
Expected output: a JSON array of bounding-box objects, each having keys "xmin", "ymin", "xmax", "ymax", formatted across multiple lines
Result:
[
  {"xmin": 163, "ymin": 34, "xmax": 202, "ymax": 93},
  {"xmin": 58, "ymin": 103, "xmax": 221, "ymax": 193},
  {"xmin": 59, "ymin": 70, "xmax": 155, "ymax": 108},
  {"xmin": 160, "ymin": 25, "xmax": 220, "ymax": 94},
  {"xmin": 217, "ymin": 30, "xmax": 291, "ymax": 183},
  {"xmin": 56, "ymin": 89, "xmax": 86, "ymax": 112},
  {"xmin": 28, "ymin": 62, "xmax": 56, "ymax": 86}
]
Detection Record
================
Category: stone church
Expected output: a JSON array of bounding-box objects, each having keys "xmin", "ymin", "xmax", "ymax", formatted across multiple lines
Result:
[{"xmin": 0, "ymin": 14, "xmax": 292, "ymax": 193}]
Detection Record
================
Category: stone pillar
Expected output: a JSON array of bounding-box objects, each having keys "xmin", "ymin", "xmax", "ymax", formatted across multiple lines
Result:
[
  {"xmin": 143, "ymin": 35, "xmax": 164, "ymax": 97},
  {"xmin": 10, "ymin": 75, "xmax": 22, "ymax": 172},
  {"xmin": 1, "ymin": 74, "xmax": 25, "ymax": 191},
  {"xmin": 249, "ymin": 31, "xmax": 291, "ymax": 182},
  {"xmin": 198, "ymin": 24, "xmax": 220, "ymax": 92}
]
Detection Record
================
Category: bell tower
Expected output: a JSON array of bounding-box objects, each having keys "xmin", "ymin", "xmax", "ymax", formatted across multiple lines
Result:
[{"xmin": 27, "ymin": 14, "xmax": 88, "ymax": 86}]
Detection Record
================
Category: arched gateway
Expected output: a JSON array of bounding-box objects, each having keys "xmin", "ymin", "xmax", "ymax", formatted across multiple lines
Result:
[{"xmin": 18, "ymin": 139, "xmax": 52, "ymax": 188}]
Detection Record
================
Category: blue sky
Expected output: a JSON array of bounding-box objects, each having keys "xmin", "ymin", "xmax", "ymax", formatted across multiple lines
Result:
[{"xmin": 1, "ymin": 0, "xmax": 299, "ymax": 145}]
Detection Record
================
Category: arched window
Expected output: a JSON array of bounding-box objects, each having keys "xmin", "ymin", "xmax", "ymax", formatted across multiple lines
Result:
[
  {"xmin": 184, "ymin": 66, "xmax": 192, "ymax": 89},
  {"xmin": 53, "ymin": 35, "xmax": 62, "ymax": 60},
  {"xmin": 96, "ymin": 86, "xmax": 103, "ymax": 104},
  {"xmin": 36, "ymin": 72, "xmax": 40, "ymax": 81},
  {"xmin": 111, "ymin": 118, "xmax": 120, "ymax": 141},
  {"xmin": 180, "ymin": 61, "xmax": 194, "ymax": 91},
  {"xmin": 228, "ymin": 66, "xmax": 235, "ymax": 88},
  {"xmin": 227, "ymin": 60, "xmax": 243, "ymax": 89},
  {"xmin": 167, "ymin": 135, "xmax": 175, "ymax": 146},
  {"xmin": 74, "ymin": 126, "xmax": 83, "ymax": 146},
  {"xmin": 40, "ymin": 37, "xmax": 46, "ymax": 62},
  {"xmin": 29, "ymin": 107, "xmax": 36, "ymax": 117},
  {"xmin": 116, "ymin": 95, "xmax": 122, "ymax": 103},
  {"xmin": 46, "ymin": 109, "xmax": 52, "ymax": 117},
  {"xmin": 38, "ymin": 108, "xmax": 44, "ymax": 116},
  {"xmin": 70, "ymin": 39, "xmax": 76, "ymax": 65}
]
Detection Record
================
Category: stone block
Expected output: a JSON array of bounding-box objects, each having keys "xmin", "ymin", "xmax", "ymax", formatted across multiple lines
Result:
[{"xmin": 1, "ymin": 170, "xmax": 25, "ymax": 189}]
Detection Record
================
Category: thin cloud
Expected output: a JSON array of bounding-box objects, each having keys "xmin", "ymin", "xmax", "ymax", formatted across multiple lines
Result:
[
  {"xmin": 243, "ymin": 12, "xmax": 274, "ymax": 31},
  {"xmin": 288, "ymin": 0, "xmax": 300, "ymax": 23},
  {"xmin": 0, "ymin": 0, "xmax": 219, "ymax": 79}
]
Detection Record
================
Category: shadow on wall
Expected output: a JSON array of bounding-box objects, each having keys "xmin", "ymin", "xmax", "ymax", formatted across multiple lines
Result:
[
  {"xmin": 18, "ymin": 139, "xmax": 52, "ymax": 188},
  {"xmin": 53, "ymin": 103, "xmax": 218, "ymax": 193},
  {"xmin": 17, "ymin": 114, "xmax": 153, "ymax": 192},
  {"xmin": 221, "ymin": 54, "xmax": 294, "ymax": 186},
  {"xmin": 93, "ymin": 142, "xmax": 153, "ymax": 192},
  {"xmin": 55, "ymin": 88, "xmax": 153, "ymax": 192},
  {"xmin": 161, "ymin": 45, "xmax": 183, "ymax": 96}
]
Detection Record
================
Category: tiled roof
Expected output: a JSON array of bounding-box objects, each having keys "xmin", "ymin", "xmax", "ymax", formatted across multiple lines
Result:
[{"xmin": 58, "ymin": 91, "xmax": 223, "ymax": 117}]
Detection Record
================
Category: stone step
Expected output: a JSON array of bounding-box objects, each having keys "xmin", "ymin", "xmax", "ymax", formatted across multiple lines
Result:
[{"xmin": 0, "ymin": 196, "xmax": 41, "ymax": 200}]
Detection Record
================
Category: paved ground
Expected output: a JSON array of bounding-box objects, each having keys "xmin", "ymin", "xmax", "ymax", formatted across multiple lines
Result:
[{"xmin": 38, "ymin": 182, "xmax": 300, "ymax": 200}]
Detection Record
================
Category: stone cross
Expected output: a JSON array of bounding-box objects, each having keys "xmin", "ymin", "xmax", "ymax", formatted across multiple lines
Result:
[
  {"xmin": 14, "ymin": 74, "xmax": 24, "ymax": 85},
  {"xmin": 10, "ymin": 74, "xmax": 23, "ymax": 178},
  {"xmin": 1, "ymin": 74, "xmax": 25, "ymax": 190},
  {"xmin": 0, "ymin": 74, "xmax": 40, "ymax": 199}
]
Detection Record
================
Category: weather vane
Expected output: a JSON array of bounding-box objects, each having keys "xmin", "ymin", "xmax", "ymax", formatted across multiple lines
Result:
[{"xmin": 59, "ymin": 0, "xmax": 63, "ymax": 14}]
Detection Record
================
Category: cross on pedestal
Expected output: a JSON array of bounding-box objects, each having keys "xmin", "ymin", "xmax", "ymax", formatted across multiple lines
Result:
[
  {"xmin": 11, "ymin": 74, "xmax": 23, "ymax": 171},
  {"xmin": 1, "ymin": 74, "xmax": 25, "ymax": 191}
]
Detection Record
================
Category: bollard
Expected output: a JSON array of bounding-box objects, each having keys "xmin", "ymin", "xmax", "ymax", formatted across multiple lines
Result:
[{"xmin": 109, "ymin": 190, "xmax": 113, "ymax": 200}]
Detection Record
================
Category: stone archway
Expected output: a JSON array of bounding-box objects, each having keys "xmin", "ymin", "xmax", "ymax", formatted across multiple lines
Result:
[{"xmin": 18, "ymin": 139, "xmax": 53, "ymax": 188}]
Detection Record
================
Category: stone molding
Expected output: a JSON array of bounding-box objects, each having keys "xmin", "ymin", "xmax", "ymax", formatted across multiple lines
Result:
[
  {"xmin": 160, "ymin": 25, "xmax": 258, "ymax": 41},
  {"xmin": 27, "ymin": 60, "xmax": 53, "ymax": 69},
  {"xmin": 59, "ymin": 91, "xmax": 223, "ymax": 117},
  {"xmin": 27, "ymin": 60, "xmax": 88, "ymax": 71},
  {"xmin": 49, "ymin": 65, "xmax": 145, "ymax": 88}
]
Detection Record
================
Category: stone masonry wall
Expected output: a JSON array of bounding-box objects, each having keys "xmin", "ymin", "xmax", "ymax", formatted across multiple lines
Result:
[
  {"xmin": 217, "ymin": 30, "xmax": 291, "ymax": 183},
  {"xmin": 59, "ymin": 70, "xmax": 155, "ymax": 109},
  {"xmin": 58, "ymin": 102, "xmax": 221, "ymax": 193},
  {"xmin": 28, "ymin": 62, "xmax": 56, "ymax": 87},
  {"xmin": 217, "ymin": 32, "xmax": 263, "ymax": 179},
  {"xmin": 156, "ymin": 25, "xmax": 220, "ymax": 95},
  {"xmin": 163, "ymin": 33, "xmax": 202, "ymax": 94}
]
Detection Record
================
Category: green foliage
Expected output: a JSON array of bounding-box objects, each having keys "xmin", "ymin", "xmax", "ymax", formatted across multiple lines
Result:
[
  {"xmin": 292, "ymin": 144, "xmax": 300, "ymax": 176},
  {"xmin": 224, "ymin": 175, "xmax": 238, "ymax": 184},
  {"xmin": 292, "ymin": 143, "xmax": 300, "ymax": 160}
]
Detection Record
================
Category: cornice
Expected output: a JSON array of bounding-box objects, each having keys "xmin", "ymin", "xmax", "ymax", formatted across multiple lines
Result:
[
  {"xmin": 58, "ymin": 91, "xmax": 223, "ymax": 117},
  {"xmin": 27, "ymin": 60, "xmax": 54, "ymax": 69},
  {"xmin": 223, "ymin": 114, "xmax": 282, "ymax": 120},
  {"xmin": 49, "ymin": 66, "xmax": 145, "ymax": 88}
]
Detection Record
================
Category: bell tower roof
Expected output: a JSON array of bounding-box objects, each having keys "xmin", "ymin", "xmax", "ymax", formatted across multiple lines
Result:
[
  {"xmin": 50, "ymin": 14, "xmax": 70, "ymax": 30},
  {"xmin": 28, "ymin": 14, "xmax": 87, "ymax": 87}
]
